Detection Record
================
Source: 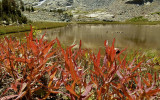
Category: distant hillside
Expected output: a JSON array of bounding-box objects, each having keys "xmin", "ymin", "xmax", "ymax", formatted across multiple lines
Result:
[
  {"xmin": 22, "ymin": 0, "xmax": 115, "ymax": 9},
  {"xmin": 20, "ymin": 0, "xmax": 160, "ymax": 22},
  {"xmin": 21, "ymin": 0, "xmax": 158, "ymax": 9}
]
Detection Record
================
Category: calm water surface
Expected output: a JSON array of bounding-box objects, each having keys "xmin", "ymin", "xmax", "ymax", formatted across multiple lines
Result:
[
  {"xmin": 4, "ymin": 24, "xmax": 160, "ymax": 51},
  {"xmin": 39, "ymin": 24, "xmax": 160, "ymax": 50}
]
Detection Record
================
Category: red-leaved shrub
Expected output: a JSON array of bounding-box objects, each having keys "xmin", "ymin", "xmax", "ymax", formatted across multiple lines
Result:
[{"xmin": 0, "ymin": 28, "xmax": 159, "ymax": 100}]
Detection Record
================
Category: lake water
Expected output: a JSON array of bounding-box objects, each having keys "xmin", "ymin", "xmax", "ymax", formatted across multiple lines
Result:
[
  {"xmin": 3, "ymin": 24, "xmax": 160, "ymax": 51},
  {"xmin": 38, "ymin": 24, "xmax": 160, "ymax": 51}
]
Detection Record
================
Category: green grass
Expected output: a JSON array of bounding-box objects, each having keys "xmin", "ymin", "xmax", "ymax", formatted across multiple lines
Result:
[
  {"xmin": 77, "ymin": 20, "xmax": 160, "ymax": 25},
  {"xmin": 151, "ymin": 12, "xmax": 160, "ymax": 15},
  {"xmin": 126, "ymin": 16, "xmax": 148, "ymax": 22},
  {"xmin": 77, "ymin": 16, "xmax": 160, "ymax": 25},
  {"xmin": 77, "ymin": 21, "xmax": 121, "ymax": 24},
  {"xmin": 125, "ymin": 49, "xmax": 160, "ymax": 71},
  {"xmin": 0, "ymin": 22, "xmax": 69, "ymax": 35}
]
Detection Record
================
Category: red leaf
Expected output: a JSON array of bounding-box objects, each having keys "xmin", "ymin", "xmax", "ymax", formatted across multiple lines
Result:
[
  {"xmin": 132, "ymin": 62, "xmax": 142, "ymax": 72},
  {"xmin": 11, "ymin": 84, "xmax": 18, "ymax": 92},
  {"xmin": 30, "ymin": 41, "xmax": 39, "ymax": 55},
  {"xmin": 46, "ymin": 65, "xmax": 56, "ymax": 73},
  {"xmin": 14, "ymin": 58, "xmax": 31, "ymax": 64},
  {"xmin": 96, "ymin": 49, "xmax": 101, "ymax": 67},
  {"xmin": 91, "ymin": 75, "xmax": 98, "ymax": 86},
  {"xmin": 19, "ymin": 83, "xmax": 27, "ymax": 95},
  {"xmin": 29, "ymin": 26, "xmax": 33, "ymax": 41},
  {"xmin": 121, "ymin": 88, "xmax": 133, "ymax": 100},
  {"xmin": 137, "ymin": 75, "xmax": 142, "ymax": 90},
  {"xmin": 116, "ymin": 70, "xmax": 123, "ymax": 79},
  {"xmin": 154, "ymin": 72, "xmax": 157, "ymax": 83},
  {"xmin": 146, "ymin": 89, "xmax": 160, "ymax": 96},
  {"xmin": 56, "ymin": 38, "xmax": 67, "ymax": 60},
  {"xmin": 112, "ymin": 38, "xmax": 115, "ymax": 47},
  {"xmin": 39, "ymin": 33, "xmax": 46, "ymax": 45},
  {"xmin": 16, "ymin": 91, "xmax": 27, "ymax": 100},
  {"xmin": 66, "ymin": 85, "xmax": 80, "ymax": 98},
  {"xmin": 50, "ymin": 69, "xmax": 57, "ymax": 79},
  {"xmin": 46, "ymin": 50, "xmax": 57, "ymax": 59},
  {"xmin": 142, "ymin": 78, "xmax": 150, "ymax": 87},
  {"xmin": 68, "ymin": 59, "xmax": 79, "ymax": 82},
  {"xmin": 117, "ymin": 48, "xmax": 127, "ymax": 57},
  {"xmin": 133, "ymin": 77, "xmax": 138, "ymax": 85},
  {"xmin": 0, "ymin": 95, "xmax": 18, "ymax": 100},
  {"xmin": 104, "ymin": 40, "xmax": 107, "ymax": 47},
  {"xmin": 48, "ymin": 69, "xmax": 57, "ymax": 87},
  {"xmin": 147, "ymin": 73, "xmax": 152, "ymax": 82},
  {"xmin": 97, "ymin": 89, "xmax": 102, "ymax": 100},
  {"xmin": 4, "ymin": 37, "xmax": 9, "ymax": 44},
  {"xmin": 42, "ymin": 40, "xmax": 55, "ymax": 56}
]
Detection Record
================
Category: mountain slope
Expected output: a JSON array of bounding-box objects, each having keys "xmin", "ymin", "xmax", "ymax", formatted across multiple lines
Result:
[
  {"xmin": 22, "ymin": 0, "xmax": 115, "ymax": 9},
  {"xmin": 21, "ymin": 0, "xmax": 160, "ymax": 22}
]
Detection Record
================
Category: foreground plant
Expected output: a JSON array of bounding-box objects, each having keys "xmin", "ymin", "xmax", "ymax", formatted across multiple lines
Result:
[
  {"xmin": 0, "ymin": 27, "xmax": 58, "ymax": 99},
  {"xmin": 0, "ymin": 28, "xmax": 159, "ymax": 100}
]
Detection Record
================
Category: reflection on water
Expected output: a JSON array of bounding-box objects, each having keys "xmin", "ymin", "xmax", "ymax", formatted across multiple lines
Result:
[
  {"xmin": 2, "ymin": 24, "xmax": 160, "ymax": 51},
  {"xmin": 38, "ymin": 24, "xmax": 160, "ymax": 50}
]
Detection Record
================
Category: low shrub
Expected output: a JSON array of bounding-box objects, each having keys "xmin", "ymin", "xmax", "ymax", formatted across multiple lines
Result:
[
  {"xmin": 0, "ymin": 0, "xmax": 28, "ymax": 25},
  {"xmin": 0, "ymin": 27, "xmax": 159, "ymax": 99}
]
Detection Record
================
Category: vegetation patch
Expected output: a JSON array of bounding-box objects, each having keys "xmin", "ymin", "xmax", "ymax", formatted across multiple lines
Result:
[
  {"xmin": 77, "ymin": 20, "xmax": 160, "ymax": 25},
  {"xmin": 0, "ymin": 28, "xmax": 160, "ymax": 99},
  {"xmin": 77, "ymin": 21, "xmax": 122, "ymax": 24},
  {"xmin": 126, "ymin": 16, "xmax": 149, "ymax": 22},
  {"xmin": 0, "ymin": 0, "xmax": 28, "ymax": 25},
  {"xmin": 151, "ymin": 12, "xmax": 160, "ymax": 15},
  {"xmin": 0, "ymin": 22, "xmax": 69, "ymax": 35}
]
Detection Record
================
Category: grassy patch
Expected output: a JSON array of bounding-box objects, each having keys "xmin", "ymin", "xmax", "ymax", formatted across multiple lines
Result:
[
  {"xmin": 77, "ymin": 21, "xmax": 123, "ymax": 24},
  {"xmin": 77, "ymin": 16, "xmax": 159, "ymax": 25},
  {"xmin": 0, "ymin": 22, "xmax": 69, "ymax": 35},
  {"xmin": 77, "ymin": 20, "xmax": 160, "ymax": 25},
  {"xmin": 126, "ymin": 16, "xmax": 148, "ymax": 22},
  {"xmin": 151, "ymin": 12, "xmax": 160, "ymax": 15}
]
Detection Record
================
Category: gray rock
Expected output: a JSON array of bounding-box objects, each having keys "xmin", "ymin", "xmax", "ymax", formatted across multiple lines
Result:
[{"xmin": 19, "ymin": 0, "xmax": 160, "ymax": 22}]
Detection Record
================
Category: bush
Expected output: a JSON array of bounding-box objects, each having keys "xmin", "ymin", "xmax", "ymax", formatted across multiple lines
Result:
[
  {"xmin": 0, "ymin": 28, "xmax": 159, "ymax": 99},
  {"xmin": 2, "ymin": 14, "xmax": 10, "ymax": 25},
  {"xmin": 31, "ymin": 6, "xmax": 34, "ymax": 12},
  {"xmin": 10, "ymin": 14, "xmax": 17, "ymax": 23},
  {"xmin": 0, "ymin": 0, "xmax": 28, "ymax": 25},
  {"xmin": 21, "ymin": 16, "xmax": 28, "ymax": 24}
]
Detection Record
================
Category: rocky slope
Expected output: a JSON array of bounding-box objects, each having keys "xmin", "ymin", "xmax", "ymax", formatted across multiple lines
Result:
[
  {"xmin": 108, "ymin": 0, "xmax": 160, "ymax": 21},
  {"xmin": 21, "ymin": 0, "xmax": 160, "ymax": 22},
  {"xmin": 23, "ymin": 0, "xmax": 114, "ymax": 9}
]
